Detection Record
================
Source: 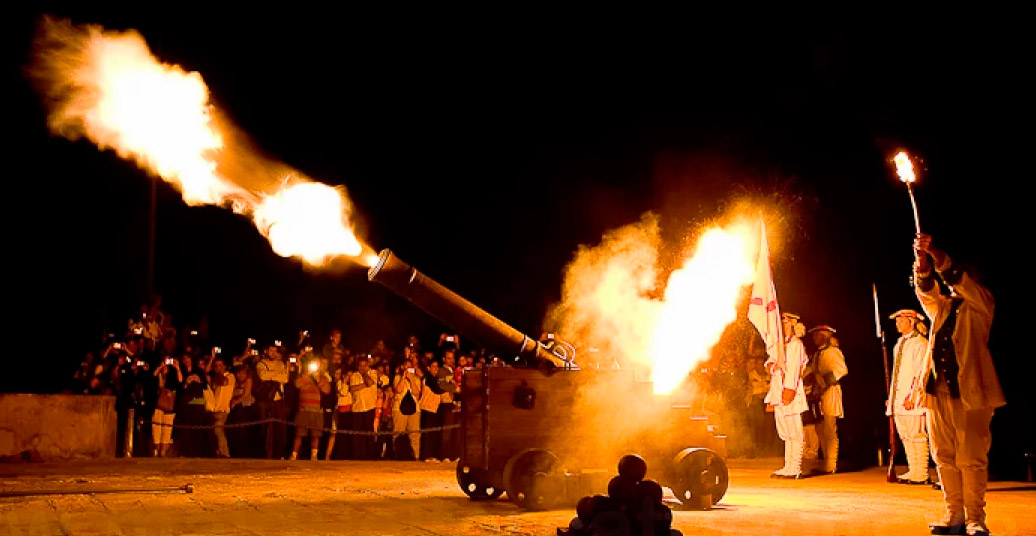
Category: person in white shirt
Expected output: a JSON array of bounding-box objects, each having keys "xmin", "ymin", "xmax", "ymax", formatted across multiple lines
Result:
[
  {"xmin": 207, "ymin": 359, "xmax": 236, "ymax": 458},
  {"xmin": 887, "ymin": 309, "xmax": 931, "ymax": 484},
  {"xmin": 255, "ymin": 344, "xmax": 289, "ymax": 459},
  {"xmin": 392, "ymin": 353, "xmax": 424, "ymax": 460},
  {"xmin": 349, "ymin": 355, "xmax": 379, "ymax": 459},
  {"xmin": 765, "ymin": 312, "xmax": 809, "ymax": 479}
]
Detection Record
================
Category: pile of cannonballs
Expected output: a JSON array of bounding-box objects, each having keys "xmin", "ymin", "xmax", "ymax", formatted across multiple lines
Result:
[{"xmin": 560, "ymin": 454, "xmax": 682, "ymax": 536}]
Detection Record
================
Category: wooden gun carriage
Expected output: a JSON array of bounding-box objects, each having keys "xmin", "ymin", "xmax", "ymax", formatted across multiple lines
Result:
[{"xmin": 369, "ymin": 249, "xmax": 729, "ymax": 510}]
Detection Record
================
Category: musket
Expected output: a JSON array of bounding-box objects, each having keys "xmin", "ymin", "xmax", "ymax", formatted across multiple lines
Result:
[{"xmin": 873, "ymin": 283, "xmax": 898, "ymax": 483}]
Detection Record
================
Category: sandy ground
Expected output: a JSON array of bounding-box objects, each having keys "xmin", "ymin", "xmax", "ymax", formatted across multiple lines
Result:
[{"xmin": 1, "ymin": 457, "xmax": 1033, "ymax": 536}]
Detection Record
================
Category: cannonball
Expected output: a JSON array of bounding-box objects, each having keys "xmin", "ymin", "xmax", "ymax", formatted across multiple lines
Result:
[
  {"xmin": 617, "ymin": 454, "xmax": 648, "ymax": 482},
  {"xmin": 576, "ymin": 495, "xmax": 595, "ymax": 522},
  {"xmin": 633, "ymin": 479, "xmax": 664, "ymax": 505},
  {"xmin": 579, "ymin": 494, "xmax": 618, "ymax": 523},
  {"xmin": 589, "ymin": 510, "xmax": 630, "ymax": 536},
  {"xmin": 607, "ymin": 475, "xmax": 639, "ymax": 503},
  {"xmin": 650, "ymin": 503, "xmax": 675, "ymax": 530},
  {"xmin": 653, "ymin": 502, "xmax": 673, "ymax": 528}
]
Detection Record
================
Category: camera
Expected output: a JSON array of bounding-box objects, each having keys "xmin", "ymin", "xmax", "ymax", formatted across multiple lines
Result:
[
  {"xmin": 247, "ymin": 338, "xmax": 256, "ymax": 345},
  {"xmin": 407, "ymin": 367, "xmax": 416, "ymax": 374},
  {"xmin": 289, "ymin": 357, "xmax": 297, "ymax": 364},
  {"xmin": 165, "ymin": 358, "xmax": 174, "ymax": 365},
  {"xmin": 274, "ymin": 340, "xmax": 282, "ymax": 347},
  {"xmin": 304, "ymin": 346, "xmax": 313, "ymax": 354},
  {"xmin": 136, "ymin": 360, "xmax": 145, "ymax": 367},
  {"xmin": 308, "ymin": 361, "xmax": 319, "ymax": 373},
  {"xmin": 250, "ymin": 349, "xmax": 259, "ymax": 356},
  {"xmin": 302, "ymin": 330, "xmax": 309, "ymax": 337},
  {"xmin": 190, "ymin": 330, "xmax": 198, "ymax": 336},
  {"xmin": 133, "ymin": 327, "xmax": 143, "ymax": 335},
  {"xmin": 112, "ymin": 342, "xmax": 122, "ymax": 350},
  {"xmin": 445, "ymin": 335, "xmax": 455, "ymax": 342},
  {"xmin": 213, "ymin": 347, "xmax": 222, "ymax": 354}
]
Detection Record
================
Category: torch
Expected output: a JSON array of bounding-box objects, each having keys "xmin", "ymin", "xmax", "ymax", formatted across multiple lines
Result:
[
  {"xmin": 893, "ymin": 151, "xmax": 921, "ymax": 234},
  {"xmin": 873, "ymin": 283, "xmax": 897, "ymax": 483}
]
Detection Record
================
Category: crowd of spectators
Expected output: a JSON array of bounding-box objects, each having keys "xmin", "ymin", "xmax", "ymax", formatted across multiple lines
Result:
[
  {"xmin": 70, "ymin": 297, "xmax": 788, "ymax": 461},
  {"xmin": 69, "ymin": 296, "xmax": 515, "ymax": 462}
]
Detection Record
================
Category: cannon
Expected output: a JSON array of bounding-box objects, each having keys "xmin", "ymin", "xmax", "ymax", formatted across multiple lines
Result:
[{"xmin": 368, "ymin": 249, "xmax": 729, "ymax": 510}]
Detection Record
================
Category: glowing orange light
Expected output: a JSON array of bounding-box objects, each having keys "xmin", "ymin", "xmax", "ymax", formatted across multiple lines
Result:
[
  {"xmin": 894, "ymin": 151, "xmax": 916, "ymax": 184},
  {"xmin": 31, "ymin": 17, "xmax": 371, "ymax": 267}
]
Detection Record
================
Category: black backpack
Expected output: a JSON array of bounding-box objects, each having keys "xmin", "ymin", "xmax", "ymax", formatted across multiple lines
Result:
[
  {"xmin": 254, "ymin": 380, "xmax": 280, "ymax": 403},
  {"xmin": 399, "ymin": 390, "xmax": 417, "ymax": 416}
]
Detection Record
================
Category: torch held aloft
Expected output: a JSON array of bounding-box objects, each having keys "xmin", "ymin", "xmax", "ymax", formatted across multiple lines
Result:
[{"xmin": 906, "ymin": 183, "xmax": 921, "ymax": 234}]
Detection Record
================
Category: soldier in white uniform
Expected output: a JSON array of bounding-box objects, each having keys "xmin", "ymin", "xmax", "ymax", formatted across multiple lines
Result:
[
  {"xmin": 765, "ymin": 312, "xmax": 809, "ymax": 479},
  {"xmin": 807, "ymin": 325, "xmax": 848, "ymax": 474},
  {"xmin": 887, "ymin": 309, "xmax": 931, "ymax": 484}
]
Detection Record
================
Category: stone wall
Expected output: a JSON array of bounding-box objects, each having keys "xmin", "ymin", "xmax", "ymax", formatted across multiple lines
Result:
[{"xmin": 0, "ymin": 394, "xmax": 116, "ymax": 460}]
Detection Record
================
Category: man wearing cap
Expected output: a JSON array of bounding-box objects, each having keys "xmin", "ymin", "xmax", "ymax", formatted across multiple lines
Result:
[
  {"xmin": 807, "ymin": 325, "xmax": 848, "ymax": 474},
  {"xmin": 887, "ymin": 309, "xmax": 931, "ymax": 484},
  {"xmin": 911, "ymin": 233, "xmax": 1003, "ymax": 536},
  {"xmin": 765, "ymin": 312, "xmax": 809, "ymax": 479}
]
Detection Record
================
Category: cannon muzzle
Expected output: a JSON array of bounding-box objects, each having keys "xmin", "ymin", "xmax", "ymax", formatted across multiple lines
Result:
[{"xmin": 368, "ymin": 249, "xmax": 570, "ymax": 369}]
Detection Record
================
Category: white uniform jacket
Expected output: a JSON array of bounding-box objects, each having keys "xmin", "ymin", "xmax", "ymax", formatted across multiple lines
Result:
[
  {"xmin": 764, "ymin": 335, "xmax": 808, "ymax": 416},
  {"xmin": 886, "ymin": 331, "xmax": 928, "ymax": 416}
]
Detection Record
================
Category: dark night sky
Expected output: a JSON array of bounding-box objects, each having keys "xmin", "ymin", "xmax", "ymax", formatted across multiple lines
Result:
[{"xmin": 5, "ymin": 9, "xmax": 1029, "ymax": 473}]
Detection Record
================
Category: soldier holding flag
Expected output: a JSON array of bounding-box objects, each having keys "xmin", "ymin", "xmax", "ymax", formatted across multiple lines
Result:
[
  {"xmin": 765, "ymin": 312, "xmax": 809, "ymax": 479},
  {"xmin": 746, "ymin": 218, "xmax": 808, "ymax": 479}
]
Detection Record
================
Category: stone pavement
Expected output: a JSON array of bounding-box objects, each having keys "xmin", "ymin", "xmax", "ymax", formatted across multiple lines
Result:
[{"xmin": 1, "ymin": 458, "xmax": 1034, "ymax": 535}]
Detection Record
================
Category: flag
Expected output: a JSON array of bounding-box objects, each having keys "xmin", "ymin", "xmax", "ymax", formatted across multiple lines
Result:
[{"xmin": 747, "ymin": 218, "xmax": 785, "ymax": 367}]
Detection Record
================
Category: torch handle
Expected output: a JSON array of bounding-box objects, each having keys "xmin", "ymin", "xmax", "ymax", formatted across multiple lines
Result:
[{"xmin": 906, "ymin": 183, "xmax": 921, "ymax": 234}]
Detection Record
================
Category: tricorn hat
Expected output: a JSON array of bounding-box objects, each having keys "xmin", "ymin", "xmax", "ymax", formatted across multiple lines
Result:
[
  {"xmin": 889, "ymin": 309, "xmax": 925, "ymax": 321},
  {"xmin": 808, "ymin": 325, "xmax": 837, "ymax": 334}
]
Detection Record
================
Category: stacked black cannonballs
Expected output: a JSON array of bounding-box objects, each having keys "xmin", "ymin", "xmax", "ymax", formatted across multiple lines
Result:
[{"xmin": 560, "ymin": 454, "xmax": 683, "ymax": 536}]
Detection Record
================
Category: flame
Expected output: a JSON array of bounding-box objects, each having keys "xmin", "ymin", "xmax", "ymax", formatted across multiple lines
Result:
[
  {"xmin": 546, "ymin": 214, "xmax": 759, "ymax": 394},
  {"xmin": 253, "ymin": 181, "xmax": 365, "ymax": 265},
  {"xmin": 650, "ymin": 222, "xmax": 755, "ymax": 394},
  {"xmin": 29, "ymin": 16, "xmax": 374, "ymax": 268},
  {"xmin": 893, "ymin": 151, "xmax": 916, "ymax": 184}
]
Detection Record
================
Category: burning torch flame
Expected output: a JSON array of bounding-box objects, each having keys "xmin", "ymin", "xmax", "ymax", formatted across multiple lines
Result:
[
  {"xmin": 893, "ymin": 151, "xmax": 922, "ymax": 233},
  {"xmin": 29, "ymin": 16, "xmax": 376, "ymax": 267},
  {"xmin": 893, "ymin": 151, "xmax": 916, "ymax": 184}
]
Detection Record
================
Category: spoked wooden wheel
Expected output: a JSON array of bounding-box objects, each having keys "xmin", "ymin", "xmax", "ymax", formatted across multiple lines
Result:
[
  {"xmin": 456, "ymin": 461, "xmax": 503, "ymax": 500},
  {"xmin": 502, "ymin": 448, "xmax": 562, "ymax": 511},
  {"xmin": 669, "ymin": 447, "xmax": 728, "ymax": 509}
]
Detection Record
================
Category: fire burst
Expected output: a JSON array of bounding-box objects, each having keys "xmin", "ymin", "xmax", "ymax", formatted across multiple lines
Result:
[
  {"xmin": 650, "ymin": 222, "xmax": 755, "ymax": 394},
  {"xmin": 29, "ymin": 16, "xmax": 375, "ymax": 267},
  {"xmin": 548, "ymin": 215, "xmax": 759, "ymax": 395}
]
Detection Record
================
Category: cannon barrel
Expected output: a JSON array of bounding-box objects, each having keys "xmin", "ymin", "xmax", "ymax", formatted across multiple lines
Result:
[{"xmin": 368, "ymin": 249, "xmax": 569, "ymax": 368}]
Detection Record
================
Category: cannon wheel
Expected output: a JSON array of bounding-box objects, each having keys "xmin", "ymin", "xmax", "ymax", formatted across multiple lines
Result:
[
  {"xmin": 669, "ymin": 447, "xmax": 728, "ymax": 509},
  {"xmin": 456, "ymin": 461, "xmax": 504, "ymax": 500},
  {"xmin": 502, "ymin": 448, "xmax": 561, "ymax": 510}
]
